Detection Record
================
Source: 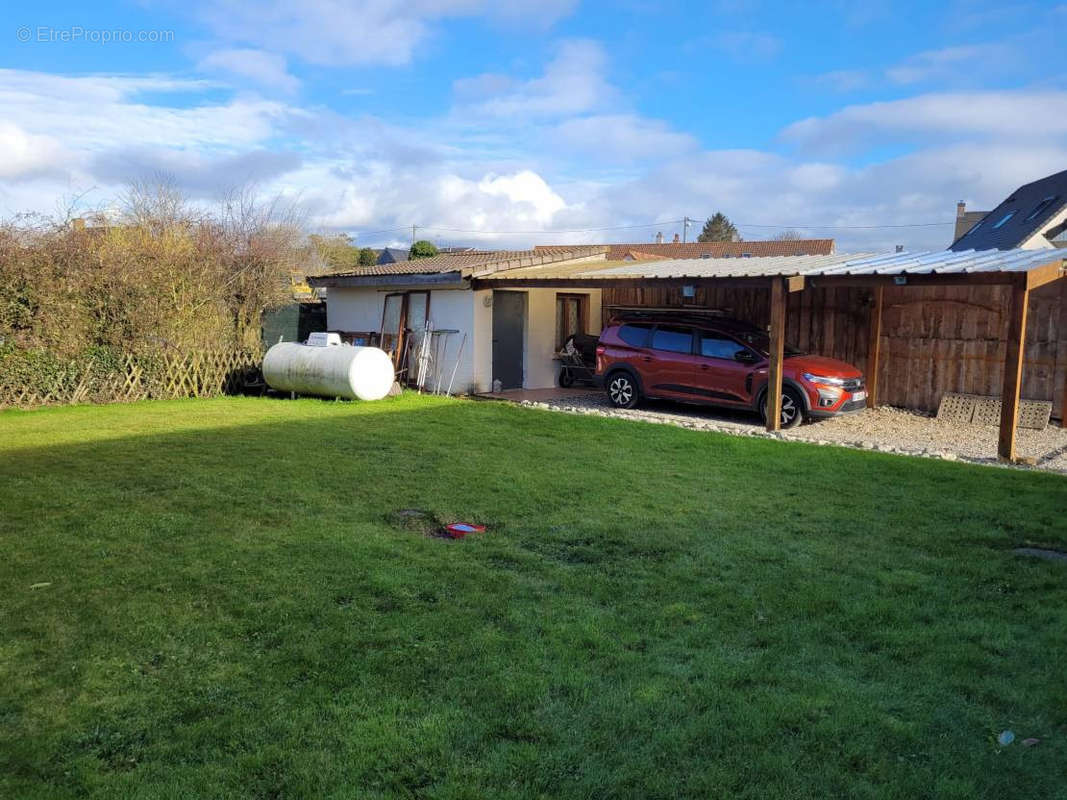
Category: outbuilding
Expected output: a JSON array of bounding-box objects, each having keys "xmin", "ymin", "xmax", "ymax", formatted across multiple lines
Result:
[{"xmin": 308, "ymin": 247, "xmax": 609, "ymax": 394}]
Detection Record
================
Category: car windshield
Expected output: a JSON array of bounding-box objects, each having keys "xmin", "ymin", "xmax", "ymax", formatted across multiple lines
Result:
[{"xmin": 733, "ymin": 330, "xmax": 803, "ymax": 358}]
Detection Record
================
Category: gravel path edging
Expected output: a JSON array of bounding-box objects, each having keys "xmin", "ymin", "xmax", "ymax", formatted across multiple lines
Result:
[{"xmin": 513, "ymin": 399, "xmax": 1067, "ymax": 474}]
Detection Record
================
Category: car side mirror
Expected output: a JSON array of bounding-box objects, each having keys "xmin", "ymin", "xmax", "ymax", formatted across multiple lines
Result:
[{"xmin": 734, "ymin": 350, "xmax": 758, "ymax": 364}]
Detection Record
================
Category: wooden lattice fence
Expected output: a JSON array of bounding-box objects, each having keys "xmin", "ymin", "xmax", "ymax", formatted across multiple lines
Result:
[{"xmin": 0, "ymin": 349, "xmax": 262, "ymax": 409}]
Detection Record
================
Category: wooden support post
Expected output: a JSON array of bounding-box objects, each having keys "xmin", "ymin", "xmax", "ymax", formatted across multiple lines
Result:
[
  {"xmin": 1059, "ymin": 280, "xmax": 1067, "ymax": 428},
  {"xmin": 866, "ymin": 286, "xmax": 884, "ymax": 409},
  {"xmin": 766, "ymin": 277, "xmax": 787, "ymax": 432},
  {"xmin": 998, "ymin": 280, "xmax": 1030, "ymax": 461}
]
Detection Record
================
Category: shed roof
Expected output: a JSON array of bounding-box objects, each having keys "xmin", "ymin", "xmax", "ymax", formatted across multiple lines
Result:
[
  {"xmin": 535, "ymin": 239, "xmax": 835, "ymax": 260},
  {"xmin": 480, "ymin": 249, "xmax": 1066, "ymax": 283},
  {"xmin": 309, "ymin": 246, "xmax": 608, "ymax": 286}
]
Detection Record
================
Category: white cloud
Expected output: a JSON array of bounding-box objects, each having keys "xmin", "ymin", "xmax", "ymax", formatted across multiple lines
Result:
[
  {"xmin": 809, "ymin": 69, "xmax": 872, "ymax": 93},
  {"xmin": 0, "ymin": 122, "xmax": 64, "ymax": 180},
  {"xmin": 194, "ymin": 0, "xmax": 577, "ymax": 68},
  {"xmin": 585, "ymin": 140, "xmax": 1067, "ymax": 252},
  {"xmin": 3, "ymin": 53, "xmax": 1067, "ymax": 258},
  {"xmin": 809, "ymin": 33, "xmax": 1046, "ymax": 93},
  {"xmin": 197, "ymin": 48, "xmax": 300, "ymax": 94},
  {"xmin": 452, "ymin": 40, "xmax": 617, "ymax": 118},
  {"xmin": 885, "ymin": 42, "xmax": 1019, "ymax": 85},
  {"xmin": 781, "ymin": 90, "xmax": 1067, "ymax": 151},
  {"xmin": 552, "ymin": 115, "xmax": 699, "ymax": 161},
  {"xmin": 0, "ymin": 70, "xmax": 286, "ymax": 155},
  {"xmin": 712, "ymin": 31, "xmax": 782, "ymax": 61},
  {"xmin": 0, "ymin": 69, "xmax": 300, "ymax": 216},
  {"xmin": 303, "ymin": 165, "xmax": 570, "ymax": 238}
]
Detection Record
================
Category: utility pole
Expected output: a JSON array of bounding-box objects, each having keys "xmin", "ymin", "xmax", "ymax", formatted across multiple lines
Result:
[
  {"xmin": 411, "ymin": 224, "xmax": 417, "ymax": 246},
  {"xmin": 682, "ymin": 216, "xmax": 690, "ymax": 243}
]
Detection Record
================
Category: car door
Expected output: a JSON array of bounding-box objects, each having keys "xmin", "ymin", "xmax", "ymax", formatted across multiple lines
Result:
[
  {"xmin": 693, "ymin": 331, "xmax": 761, "ymax": 405},
  {"xmin": 643, "ymin": 325, "xmax": 701, "ymax": 399}
]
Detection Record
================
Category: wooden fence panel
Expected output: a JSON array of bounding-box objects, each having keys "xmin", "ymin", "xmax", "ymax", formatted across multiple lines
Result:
[
  {"xmin": 602, "ymin": 281, "xmax": 1065, "ymax": 416},
  {"xmin": 0, "ymin": 350, "xmax": 261, "ymax": 410}
]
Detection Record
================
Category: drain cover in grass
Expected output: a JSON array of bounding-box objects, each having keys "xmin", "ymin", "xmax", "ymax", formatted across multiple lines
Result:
[{"xmin": 386, "ymin": 509, "xmax": 441, "ymax": 536}]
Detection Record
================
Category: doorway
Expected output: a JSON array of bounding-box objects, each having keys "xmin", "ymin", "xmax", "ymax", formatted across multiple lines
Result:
[{"xmin": 492, "ymin": 291, "xmax": 525, "ymax": 390}]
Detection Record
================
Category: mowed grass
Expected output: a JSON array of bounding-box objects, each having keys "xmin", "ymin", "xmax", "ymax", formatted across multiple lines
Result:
[{"xmin": 1, "ymin": 396, "xmax": 1065, "ymax": 799}]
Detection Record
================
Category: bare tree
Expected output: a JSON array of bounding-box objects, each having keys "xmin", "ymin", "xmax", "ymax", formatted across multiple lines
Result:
[{"xmin": 213, "ymin": 186, "xmax": 310, "ymax": 349}]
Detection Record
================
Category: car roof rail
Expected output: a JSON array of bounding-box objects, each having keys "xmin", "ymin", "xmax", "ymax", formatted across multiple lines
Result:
[{"xmin": 607, "ymin": 309, "xmax": 759, "ymax": 331}]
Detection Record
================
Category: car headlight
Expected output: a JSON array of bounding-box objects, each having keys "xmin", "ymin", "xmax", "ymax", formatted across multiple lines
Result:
[{"xmin": 802, "ymin": 372, "xmax": 847, "ymax": 386}]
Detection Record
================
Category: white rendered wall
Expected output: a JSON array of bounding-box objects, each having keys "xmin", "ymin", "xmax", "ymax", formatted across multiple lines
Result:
[
  {"xmin": 325, "ymin": 285, "xmax": 602, "ymax": 393},
  {"xmin": 324, "ymin": 286, "xmax": 479, "ymax": 394},
  {"xmin": 472, "ymin": 289, "xmax": 493, "ymax": 393},
  {"xmin": 521, "ymin": 288, "xmax": 602, "ymax": 389},
  {"xmin": 422, "ymin": 289, "xmax": 476, "ymax": 394},
  {"xmin": 326, "ymin": 287, "xmax": 384, "ymax": 332}
]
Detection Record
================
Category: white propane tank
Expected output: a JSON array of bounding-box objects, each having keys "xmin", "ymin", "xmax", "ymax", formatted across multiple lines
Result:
[{"xmin": 262, "ymin": 342, "xmax": 395, "ymax": 401}]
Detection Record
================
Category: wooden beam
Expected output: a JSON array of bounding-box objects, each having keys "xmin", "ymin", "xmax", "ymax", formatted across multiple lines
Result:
[
  {"xmin": 1060, "ymin": 280, "xmax": 1067, "ymax": 428},
  {"xmin": 474, "ymin": 276, "xmax": 784, "ymax": 291},
  {"xmin": 866, "ymin": 286, "xmax": 884, "ymax": 409},
  {"xmin": 998, "ymin": 280, "xmax": 1030, "ymax": 461},
  {"xmin": 766, "ymin": 278, "xmax": 787, "ymax": 432},
  {"xmin": 808, "ymin": 274, "xmax": 1018, "ymax": 289},
  {"xmin": 475, "ymin": 271, "xmax": 1043, "ymax": 292},
  {"xmin": 1026, "ymin": 259, "xmax": 1066, "ymax": 291}
]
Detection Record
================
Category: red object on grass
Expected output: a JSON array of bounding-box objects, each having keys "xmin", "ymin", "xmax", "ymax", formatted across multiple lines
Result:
[{"xmin": 444, "ymin": 523, "xmax": 486, "ymax": 539}]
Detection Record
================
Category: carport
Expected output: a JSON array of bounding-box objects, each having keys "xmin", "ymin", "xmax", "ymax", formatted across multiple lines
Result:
[{"xmin": 472, "ymin": 249, "xmax": 1067, "ymax": 462}]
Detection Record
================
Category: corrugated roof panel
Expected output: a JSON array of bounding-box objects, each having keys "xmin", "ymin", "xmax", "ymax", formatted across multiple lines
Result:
[
  {"xmin": 480, "ymin": 248, "xmax": 1065, "ymax": 281},
  {"xmin": 561, "ymin": 253, "xmax": 862, "ymax": 280},
  {"xmin": 823, "ymin": 248, "xmax": 1065, "ymax": 276}
]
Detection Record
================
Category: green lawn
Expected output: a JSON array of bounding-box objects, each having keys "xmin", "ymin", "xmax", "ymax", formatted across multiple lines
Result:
[{"xmin": 1, "ymin": 396, "xmax": 1065, "ymax": 799}]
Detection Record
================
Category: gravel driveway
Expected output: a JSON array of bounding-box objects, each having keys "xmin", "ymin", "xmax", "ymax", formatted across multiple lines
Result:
[{"xmin": 515, "ymin": 391, "xmax": 1067, "ymax": 474}]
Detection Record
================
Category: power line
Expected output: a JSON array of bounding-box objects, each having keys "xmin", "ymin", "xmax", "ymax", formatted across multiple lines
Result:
[
  {"xmin": 348, "ymin": 217, "xmax": 956, "ymax": 241},
  {"xmin": 417, "ymin": 220, "xmax": 687, "ymax": 236},
  {"xmin": 347, "ymin": 225, "xmax": 411, "ymax": 238},
  {"xmin": 731, "ymin": 221, "xmax": 955, "ymax": 230}
]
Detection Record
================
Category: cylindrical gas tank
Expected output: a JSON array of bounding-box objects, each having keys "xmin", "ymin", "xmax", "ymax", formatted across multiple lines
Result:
[{"xmin": 262, "ymin": 342, "xmax": 395, "ymax": 401}]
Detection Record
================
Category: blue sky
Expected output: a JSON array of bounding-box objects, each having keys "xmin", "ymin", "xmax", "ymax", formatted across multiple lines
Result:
[{"xmin": 2, "ymin": 0, "xmax": 1066, "ymax": 250}]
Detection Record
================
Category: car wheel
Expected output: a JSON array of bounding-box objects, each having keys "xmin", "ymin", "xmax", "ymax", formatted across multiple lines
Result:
[
  {"xmin": 558, "ymin": 367, "xmax": 575, "ymax": 388},
  {"xmin": 606, "ymin": 372, "xmax": 640, "ymax": 409},
  {"xmin": 761, "ymin": 386, "xmax": 805, "ymax": 429}
]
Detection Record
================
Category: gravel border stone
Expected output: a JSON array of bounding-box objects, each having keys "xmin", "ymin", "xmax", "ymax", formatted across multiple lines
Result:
[{"xmin": 510, "ymin": 392, "xmax": 1067, "ymax": 474}]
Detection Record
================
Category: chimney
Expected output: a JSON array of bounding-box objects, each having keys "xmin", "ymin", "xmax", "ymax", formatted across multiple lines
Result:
[
  {"xmin": 895, "ymin": 244, "xmax": 904, "ymax": 253},
  {"xmin": 655, "ymin": 231, "xmax": 664, "ymax": 244},
  {"xmin": 956, "ymin": 201, "xmax": 966, "ymax": 219},
  {"xmin": 672, "ymin": 233, "xmax": 680, "ymax": 243}
]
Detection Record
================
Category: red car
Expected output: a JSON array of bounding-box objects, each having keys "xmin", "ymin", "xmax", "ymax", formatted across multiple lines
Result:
[{"xmin": 595, "ymin": 314, "xmax": 866, "ymax": 428}]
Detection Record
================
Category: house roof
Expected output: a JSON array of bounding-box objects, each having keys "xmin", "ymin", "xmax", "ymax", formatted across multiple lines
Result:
[
  {"xmin": 377, "ymin": 247, "xmax": 410, "ymax": 263},
  {"xmin": 534, "ymin": 239, "xmax": 835, "ymax": 260},
  {"xmin": 308, "ymin": 247, "xmax": 608, "ymax": 287},
  {"xmin": 951, "ymin": 169, "xmax": 1067, "ymax": 251},
  {"xmin": 479, "ymin": 249, "xmax": 1066, "ymax": 283},
  {"xmin": 621, "ymin": 250, "xmax": 669, "ymax": 261},
  {"xmin": 954, "ymin": 210, "xmax": 988, "ymax": 243}
]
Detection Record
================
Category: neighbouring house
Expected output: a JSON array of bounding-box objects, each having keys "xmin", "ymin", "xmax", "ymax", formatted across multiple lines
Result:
[
  {"xmin": 377, "ymin": 247, "xmax": 410, "ymax": 265},
  {"xmin": 308, "ymin": 247, "xmax": 609, "ymax": 393},
  {"xmin": 954, "ymin": 201, "xmax": 989, "ymax": 243},
  {"xmin": 951, "ymin": 169, "xmax": 1067, "ymax": 251},
  {"xmin": 535, "ymin": 239, "xmax": 835, "ymax": 261}
]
